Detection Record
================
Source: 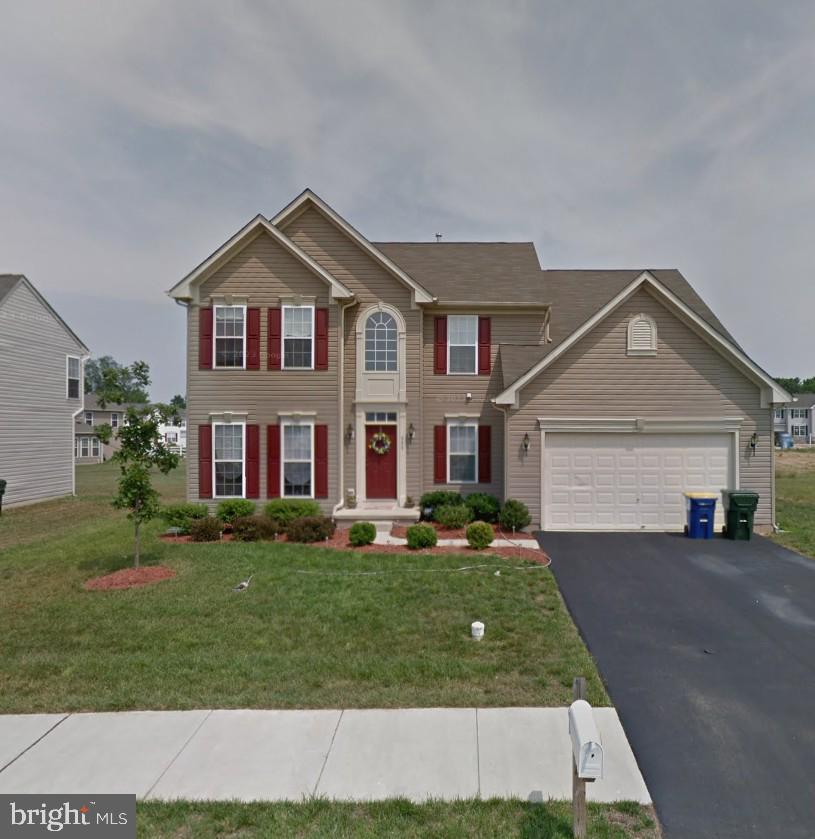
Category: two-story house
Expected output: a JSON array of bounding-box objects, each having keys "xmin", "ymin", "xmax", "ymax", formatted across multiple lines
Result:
[
  {"xmin": 0, "ymin": 275, "xmax": 88, "ymax": 506},
  {"xmin": 74, "ymin": 393, "xmax": 135, "ymax": 464},
  {"xmin": 773, "ymin": 394, "xmax": 815, "ymax": 444},
  {"xmin": 168, "ymin": 190, "xmax": 789, "ymax": 533}
]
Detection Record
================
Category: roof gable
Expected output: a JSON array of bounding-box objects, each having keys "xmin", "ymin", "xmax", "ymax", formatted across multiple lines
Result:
[
  {"xmin": 495, "ymin": 271, "xmax": 790, "ymax": 407},
  {"xmin": 271, "ymin": 190, "xmax": 434, "ymax": 304},
  {"xmin": 0, "ymin": 274, "xmax": 88, "ymax": 352},
  {"xmin": 167, "ymin": 215, "xmax": 354, "ymax": 302}
]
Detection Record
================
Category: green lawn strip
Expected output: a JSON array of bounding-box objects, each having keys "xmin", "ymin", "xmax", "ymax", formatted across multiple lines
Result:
[
  {"xmin": 136, "ymin": 799, "xmax": 659, "ymax": 839},
  {"xmin": 0, "ymin": 528, "xmax": 606, "ymax": 711},
  {"xmin": 773, "ymin": 468, "xmax": 815, "ymax": 560}
]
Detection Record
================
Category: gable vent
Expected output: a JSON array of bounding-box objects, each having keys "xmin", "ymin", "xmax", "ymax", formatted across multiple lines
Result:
[{"xmin": 627, "ymin": 314, "xmax": 657, "ymax": 355}]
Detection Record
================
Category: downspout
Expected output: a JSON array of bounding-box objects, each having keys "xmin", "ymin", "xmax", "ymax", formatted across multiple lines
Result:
[
  {"xmin": 71, "ymin": 352, "xmax": 91, "ymax": 496},
  {"xmin": 333, "ymin": 298, "xmax": 355, "ymax": 516}
]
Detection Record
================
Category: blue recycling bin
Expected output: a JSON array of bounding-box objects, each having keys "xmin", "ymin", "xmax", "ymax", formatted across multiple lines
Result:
[{"xmin": 684, "ymin": 492, "xmax": 718, "ymax": 539}]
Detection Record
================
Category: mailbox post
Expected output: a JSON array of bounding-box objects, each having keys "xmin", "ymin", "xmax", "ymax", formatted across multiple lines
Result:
[{"xmin": 569, "ymin": 678, "xmax": 603, "ymax": 839}]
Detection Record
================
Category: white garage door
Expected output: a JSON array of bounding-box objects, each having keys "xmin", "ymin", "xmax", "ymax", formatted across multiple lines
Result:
[{"xmin": 543, "ymin": 433, "xmax": 732, "ymax": 531}]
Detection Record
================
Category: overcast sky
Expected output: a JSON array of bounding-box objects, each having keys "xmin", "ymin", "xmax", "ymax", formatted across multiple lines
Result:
[{"xmin": 1, "ymin": 1, "xmax": 813, "ymax": 399}]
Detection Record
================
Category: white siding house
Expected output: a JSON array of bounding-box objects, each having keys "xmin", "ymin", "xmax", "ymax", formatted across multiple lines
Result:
[{"xmin": 0, "ymin": 275, "xmax": 88, "ymax": 507}]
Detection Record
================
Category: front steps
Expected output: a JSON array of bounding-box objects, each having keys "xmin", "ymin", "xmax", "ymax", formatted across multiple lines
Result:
[{"xmin": 334, "ymin": 503, "xmax": 420, "ymax": 528}]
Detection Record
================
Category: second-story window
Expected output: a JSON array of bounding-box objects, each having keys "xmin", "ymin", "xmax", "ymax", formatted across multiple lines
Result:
[
  {"xmin": 365, "ymin": 312, "xmax": 397, "ymax": 371},
  {"xmin": 84, "ymin": 411, "xmax": 94, "ymax": 426},
  {"xmin": 111, "ymin": 412, "xmax": 120, "ymax": 428},
  {"xmin": 214, "ymin": 305, "xmax": 246, "ymax": 368},
  {"xmin": 447, "ymin": 315, "xmax": 478, "ymax": 374},
  {"xmin": 283, "ymin": 305, "xmax": 314, "ymax": 369},
  {"xmin": 67, "ymin": 356, "xmax": 81, "ymax": 399}
]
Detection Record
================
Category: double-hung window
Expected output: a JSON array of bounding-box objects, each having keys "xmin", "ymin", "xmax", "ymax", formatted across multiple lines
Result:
[
  {"xmin": 213, "ymin": 423, "xmax": 244, "ymax": 498},
  {"xmin": 111, "ymin": 412, "xmax": 120, "ymax": 428},
  {"xmin": 84, "ymin": 412, "xmax": 94, "ymax": 425},
  {"xmin": 447, "ymin": 315, "xmax": 478, "ymax": 374},
  {"xmin": 775, "ymin": 408, "xmax": 786, "ymax": 419},
  {"xmin": 67, "ymin": 356, "xmax": 80, "ymax": 399},
  {"xmin": 282, "ymin": 422, "xmax": 313, "ymax": 497},
  {"xmin": 792, "ymin": 424, "xmax": 809, "ymax": 437},
  {"xmin": 214, "ymin": 305, "xmax": 246, "ymax": 368},
  {"xmin": 448, "ymin": 422, "xmax": 478, "ymax": 482},
  {"xmin": 78, "ymin": 437, "xmax": 100, "ymax": 458},
  {"xmin": 283, "ymin": 305, "xmax": 314, "ymax": 369}
]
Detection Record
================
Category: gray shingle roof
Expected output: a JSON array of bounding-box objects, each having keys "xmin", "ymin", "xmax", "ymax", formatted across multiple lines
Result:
[
  {"xmin": 374, "ymin": 243, "xmax": 546, "ymax": 304},
  {"xmin": 789, "ymin": 393, "xmax": 815, "ymax": 408}
]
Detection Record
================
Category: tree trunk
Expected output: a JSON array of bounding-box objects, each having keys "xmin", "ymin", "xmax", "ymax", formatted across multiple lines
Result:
[{"xmin": 134, "ymin": 521, "xmax": 141, "ymax": 569}]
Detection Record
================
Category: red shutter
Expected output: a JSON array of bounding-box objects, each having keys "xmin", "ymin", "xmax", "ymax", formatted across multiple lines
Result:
[
  {"xmin": 268, "ymin": 309, "xmax": 281, "ymax": 370},
  {"xmin": 199, "ymin": 308, "xmax": 213, "ymax": 369},
  {"xmin": 246, "ymin": 308, "xmax": 261, "ymax": 370},
  {"xmin": 315, "ymin": 308, "xmax": 329, "ymax": 370},
  {"xmin": 434, "ymin": 316, "xmax": 447, "ymax": 374},
  {"xmin": 246, "ymin": 424, "xmax": 260, "ymax": 498},
  {"xmin": 267, "ymin": 424, "xmax": 280, "ymax": 498},
  {"xmin": 478, "ymin": 425, "xmax": 491, "ymax": 484},
  {"xmin": 198, "ymin": 425, "xmax": 212, "ymax": 498},
  {"xmin": 434, "ymin": 425, "xmax": 447, "ymax": 483},
  {"xmin": 478, "ymin": 317, "xmax": 491, "ymax": 375},
  {"xmin": 315, "ymin": 424, "xmax": 328, "ymax": 498}
]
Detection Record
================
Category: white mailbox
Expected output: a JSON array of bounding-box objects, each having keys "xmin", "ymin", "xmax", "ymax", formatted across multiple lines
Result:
[{"xmin": 568, "ymin": 699, "xmax": 604, "ymax": 780}]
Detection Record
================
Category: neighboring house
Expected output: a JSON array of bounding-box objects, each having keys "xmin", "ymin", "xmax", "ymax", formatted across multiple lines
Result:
[
  {"xmin": 167, "ymin": 189, "xmax": 789, "ymax": 533},
  {"xmin": 773, "ymin": 393, "xmax": 815, "ymax": 444},
  {"xmin": 158, "ymin": 411, "xmax": 187, "ymax": 454},
  {"xmin": 74, "ymin": 393, "xmax": 133, "ymax": 464},
  {"xmin": 0, "ymin": 274, "xmax": 88, "ymax": 507}
]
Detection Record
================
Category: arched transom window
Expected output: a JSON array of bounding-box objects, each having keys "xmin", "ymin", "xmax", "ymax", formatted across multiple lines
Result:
[
  {"xmin": 627, "ymin": 313, "xmax": 657, "ymax": 356},
  {"xmin": 365, "ymin": 312, "xmax": 398, "ymax": 371}
]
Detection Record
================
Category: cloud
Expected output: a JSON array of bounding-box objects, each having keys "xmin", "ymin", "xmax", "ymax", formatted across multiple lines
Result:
[{"xmin": 1, "ymin": 0, "xmax": 814, "ymax": 399}]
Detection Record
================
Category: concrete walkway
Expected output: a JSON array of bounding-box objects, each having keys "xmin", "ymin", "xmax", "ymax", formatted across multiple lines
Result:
[{"xmin": 0, "ymin": 708, "xmax": 649, "ymax": 804}]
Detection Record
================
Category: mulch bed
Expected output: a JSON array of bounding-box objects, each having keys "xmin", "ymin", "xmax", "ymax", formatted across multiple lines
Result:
[
  {"xmin": 84, "ymin": 565, "xmax": 177, "ymax": 591},
  {"xmin": 158, "ymin": 529, "xmax": 548, "ymax": 564}
]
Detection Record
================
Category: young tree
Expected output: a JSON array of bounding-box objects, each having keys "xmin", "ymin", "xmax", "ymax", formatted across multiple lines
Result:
[{"xmin": 96, "ymin": 362, "xmax": 179, "ymax": 568}]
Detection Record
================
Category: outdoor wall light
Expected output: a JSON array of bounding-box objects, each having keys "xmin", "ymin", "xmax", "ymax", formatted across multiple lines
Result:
[
  {"xmin": 346, "ymin": 423, "xmax": 355, "ymax": 442},
  {"xmin": 750, "ymin": 432, "xmax": 757, "ymax": 451},
  {"xmin": 522, "ymin": 432, "xmax": 530, "ymax": 453},
  {"xmin": 407, "ymin": 422, "xmax": 416, "ymax": 442}
]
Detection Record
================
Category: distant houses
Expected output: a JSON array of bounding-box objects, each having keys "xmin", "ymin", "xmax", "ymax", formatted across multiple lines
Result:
[{"xmin": 0, "ymin": 275, "xmax": 88, "ymax": 507}]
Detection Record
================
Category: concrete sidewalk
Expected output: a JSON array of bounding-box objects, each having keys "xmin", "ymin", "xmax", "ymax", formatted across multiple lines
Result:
[{"xmin": 0, "ymin": 708, "xmax": 649, "ymax": 804}]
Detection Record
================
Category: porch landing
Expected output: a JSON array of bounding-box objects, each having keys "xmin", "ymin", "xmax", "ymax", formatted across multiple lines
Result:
[{"xmin": 334, "ymin": 503, "xmax": 420, "ymax": 527}]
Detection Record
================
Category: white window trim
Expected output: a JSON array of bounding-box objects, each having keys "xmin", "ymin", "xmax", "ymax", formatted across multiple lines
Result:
[
  {"xmin": 212, "ymin": 421, "xmax": 246, "ymax": 499},
  {"xmin": 447, "ymin": 315, "xmax": 478, "ymax": 376},
  {"xmin": 627, "ymin": 313, "xmax": 657, "ymax": 357},
  {"xmin": 281, "ymin": 419, "xmax": 315, "ymax": 499},
  {"xmin": 213, "ymin": 304, "xmax": 247, "ymax": 370},
  {"xmin": 66, "ymin": 355, "xmax": 81, "ymax": 399},
  {"xmin": 447, "ymin": 420, "xmax": 479, "ymax": 484},
  {"xmin": 282, "ymin": 304, "xmax": 315, "ymax": 371},
  {"xmin": 364, "ymin": 311, "xmax": 399, "ymax": 373},
  {"xmin": 84, "ymin": 412, "xmax": 94, "ymax": 426},
  {"xmin": 111, "ymin": 412, "xmax": 120, "ymax": 428}
]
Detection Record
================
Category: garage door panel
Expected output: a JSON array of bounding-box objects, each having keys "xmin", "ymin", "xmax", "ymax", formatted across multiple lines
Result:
[{"xmin": 544, "ymin": 432, "xmax": 732, "ymax": 532}]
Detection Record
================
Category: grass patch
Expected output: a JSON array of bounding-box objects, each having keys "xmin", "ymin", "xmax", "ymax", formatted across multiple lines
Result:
[
  {"xmin": 0, "ymin": 462, "xmax": 606, "ymax": 712},
  {"xmin": 136, "ymin": 799, "xmax": 660, "ymax": 838},
  {"xmin": 773, "ymin": 448, "xmax": 815, "ymax": 559}
]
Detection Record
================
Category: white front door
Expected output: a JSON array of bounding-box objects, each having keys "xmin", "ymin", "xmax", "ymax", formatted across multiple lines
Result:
[{"xmin": 544, "ymin": 432, "xmax": 732, "ymax": 531}]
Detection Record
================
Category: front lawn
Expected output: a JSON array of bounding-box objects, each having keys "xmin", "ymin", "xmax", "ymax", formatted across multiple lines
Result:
[
  {"xmin": 774, "ymin": 448, "xmax": 815, "ymax": 559},
  {"xmin": 137, "ymin": 799, "xmax": 659, "ymax": 839},
  {"xmin": 0, "ymin": 463, "xmax": 606, "ymax": 712}
]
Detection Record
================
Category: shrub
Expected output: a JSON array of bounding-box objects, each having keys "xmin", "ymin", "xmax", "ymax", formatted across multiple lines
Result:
[
  {"xmin": 349, "ymin": 521, "xmax": 377, "ymax": 547},
  {"xmin": 232, "ymin": 515, "xmax": 280, "ymax": 542},
  {"xmin": 464, "ymin": 492, "xmax": 501, "ymax": 523},
  {"xmin": 161, "ymin": 503, "xmax": 208, "ymax": 534},
  {"xmin": 419, "ymin": 491, "xmax": 463, "ymax": 520},
  {"xmin": 189, "ymin": 516, "xmax": 223, "ymax": 542},
  {"xmin": 435, "ymin": 503, "xmax": 474, "ymax": 529},
  {"xmin": 466, "ymin": 520, "xmax": 494, "ymax": 550},
  {"xmin": 406, "ymin": 523, "xmax": 438, "ymax": 550},
  {"xmin": 216, "ymin": 499, "xmax": 256, "ymax": 524},
  {"xmin": 264, "ymin": 499, "xmax": 321, "ymax": 529},
  {"xmin": 499, "ymin": 498, "xmax": 532, "ymax": 532},
  {"xmin": 287, "ymin": 515, "xmax": 336, "ymax": 543}
]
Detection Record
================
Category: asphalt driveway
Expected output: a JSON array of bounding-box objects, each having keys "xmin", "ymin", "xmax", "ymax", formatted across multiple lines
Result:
[{"xmin": 542, "ymin": 532, "xmax": 815, "ymax": 839}]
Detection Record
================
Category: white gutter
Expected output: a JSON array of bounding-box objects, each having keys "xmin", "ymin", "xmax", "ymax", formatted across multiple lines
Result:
[{"xmin": 333, "ymin": 299, "xmax": 356, "ymax": 516}]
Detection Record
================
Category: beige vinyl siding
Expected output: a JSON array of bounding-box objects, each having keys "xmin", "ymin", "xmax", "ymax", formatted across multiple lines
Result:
[
  {"xmin": 188, "ymin": 233, "xmax": 340, "ymax": 512},
  {"xmin": 282, "ymin": 206, "xmax": 423, "ymax": 500},
  {"xmin": 421, "ymin": 312, "xmax": 548, "ymax": 499},
  {"xmin": 507, "ymin": 288, "xmax": 773, "ymax": 527},
  {"xmin": 0, "ymin": 282, "xmax": 84, "ymax": 506}
]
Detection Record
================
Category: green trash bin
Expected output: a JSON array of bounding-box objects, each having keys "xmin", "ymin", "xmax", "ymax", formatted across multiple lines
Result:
[{"xmin": 721, "ymin": 490, "xmax": 759, "ymax": 540}]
